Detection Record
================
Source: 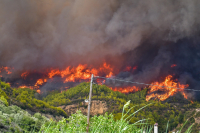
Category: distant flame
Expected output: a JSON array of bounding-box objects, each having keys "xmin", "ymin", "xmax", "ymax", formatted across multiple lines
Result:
[
  {"xmin": 21, "ymin": 72, "xmax": 29, "ymax": 79},
  {"xmin": 19, "ymin": 85, "xmax": 34, "ymax": 90},
  {"xmin": 0, "ymin": 63, "xmax": 190, "ymax": 101},
  {"xmin": 110, "ymin": 86, "xmax": 140, "ymax": 93},
  {"xmin": 182, "ymin": 92, "xmax": 188, "ymax": 99},
  {"xmin": 133, "ymin": 66, "xmax": 138, "ymax": 70},
  {"xmin": 14, "ymin": 62, "xmax": 116, "ymax": 91},
  {"xmin": 124, "ymin": 66, "xmax": 132, "ymax": 71},
  {"xmin": 46, "ymin": 62, "xmax": 113, "ymax": 83},
  {"xmin": 34, "ymin": 79, "xmax": 47, "ymax": 87},
  {"xmin": 19, "ymin": 78, "xmax": 47, "ymax": 90},
  {"xmin": 171, "ymin": 64, "xmax": 177, "ymax": 68},
  {"xmin": 124, "ymin": 66, "xmax": 137, "ymax": 71},
  {"xmin": 4, "ymin": 67, "xmax": 13, "ymax": 74},
  {"xmin": 0, "ymin": 66, "xmax": 13, "ymax": 75},
  {"xmin": 37, "ymin": 90, "xmax": 41, "ymax": 94},
  {"xmin": 146, "ymin": 75, "xmax": 189, "ymax": 101}
]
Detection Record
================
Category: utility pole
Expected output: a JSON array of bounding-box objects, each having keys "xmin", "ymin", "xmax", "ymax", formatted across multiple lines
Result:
[{"xmin": 86, "ymin": 74, "xmax": 93, "ymax": 133}]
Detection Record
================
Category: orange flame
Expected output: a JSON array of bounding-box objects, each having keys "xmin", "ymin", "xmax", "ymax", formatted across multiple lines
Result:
[
  {"xmin": 110, "ymin": 86, "xmax": 140, "ymax": 93},
  {"xmin": 146, "ymin": 75, "xmax": 189, "ymax": 101},
  {"xmin": 1, "ymin": 63, "xmax": 189, "ymax": 101},
  {"xmin": 16, "ymin": 62, "xmax": 115, "ymax": 92},
  {"xmin": 19, "ymin": 85, "xmax": 34, "ymax": 90},
  {"xmin": 4, "ymin": 67, "xmax": 12, "ymax": 74},
  {"xmin": 0, "ymin": 67, "xmax": 13, "ymax": 74},
  {"xmin": 171, "ymin": 64, "xmax": 177, "ymax": 68},
  {"xmin": 124, "ymin": 66, "xmax": 137, "ymax": 71},
  {"xmin": 34, "ymin": 79, "xmax": 47, "ymax": 87},
  {"xmin": 36, "ymin": 90, "xmax": 41, "ymax": 94},
  {"xmin": 21, "ymin": 72, "xmax": 29, "ymax": 79},
  {"xmin": 133, "ymin": 66, "xmax": 138, "ymax": 70},
  {"xmin": 47, "ymin": 62, "xmax": 113, "ymax": 82},
  {"xmin": 182, "ymin": 92, "xmax": 188, "ymax": 99},
  {"xmin": 124, "ymin": 66, "xmax": 132, "ymax": 71}
]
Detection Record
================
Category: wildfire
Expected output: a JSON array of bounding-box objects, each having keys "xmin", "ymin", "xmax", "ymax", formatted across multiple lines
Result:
[
  {"xmin": 110, "ymin": 86, "xmax": 140, "ymax": 93},
  {"xmin": 109, "ymin": 75, "xmax": 189, "ymax": 101},
  {"xmin": 46, "ymin": 62, "xmax": 113, "ymax": 83},
  {"xmin": 36, "ymin": 89, "xmax": 41, "ymax": 94},
  {"xmin": 124, "ymin": 66, "xmax": 138, "ymax": 72},
  {"xmin": 34, "ymin": 79, "xmax": 47, "ymax": 87},
  {"xmin": 19, "ymin": 85, "xmax": 40, "ymax": 94},
  {"xmin": 21, "ymin": 71, "xmax": 29, "ymax": 79},
  {"xmin": 0, "ymin": 66, "xmax": 13, "ymax": 75},
  {"xmin": 0, "ymin": 63, "xmax": 190, "ymax": 101},
  {"xmin": 15, "ymin": 62, "xmax": 115, "ymax": 90},
  {"xmin": 19, "ymin": 85, "xmax": 34, "ymax": 90},
  {"xmin": 146, "ymin": 75, "xmax": 189, "ymax": 101},
  {"xmin": 171, "ymin": 64, "xmax": 177, "ymax": 68}
]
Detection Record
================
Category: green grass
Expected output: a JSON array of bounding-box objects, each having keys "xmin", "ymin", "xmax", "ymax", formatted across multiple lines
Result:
[
  {"xmin": 39, "ymin": 101, "xmax": 153, "ymax": 133},
  {"xmin": 39, "ymin": 101, "xmax": 197, "ymax": 133},
  {"xmin": 0, "ymin": 98, "xmax": 49, "ymax": 132},
  {"xmin": 0, "ymin": 98, "xmax": 196, "ymax": 133},
  {"xmin": 0, "ymin": 81, "xmax": 198, "ymax": 132}
]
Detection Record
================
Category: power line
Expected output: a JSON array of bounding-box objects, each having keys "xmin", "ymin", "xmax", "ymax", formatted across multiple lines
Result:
[{"xmin": 94, "ymin": 76, "xmax": 200, "ymax": 92}]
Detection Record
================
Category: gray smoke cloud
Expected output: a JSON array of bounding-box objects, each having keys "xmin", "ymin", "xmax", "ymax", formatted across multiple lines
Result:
[{"xmin": 0, "ymin": 0, "xmax": 200, "ymax": 72}]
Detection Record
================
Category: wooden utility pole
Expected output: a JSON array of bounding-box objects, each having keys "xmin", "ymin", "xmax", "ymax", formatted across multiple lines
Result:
[{"xmin": 86, "ymin": 74, "xmax": 93, "ymax": 133}]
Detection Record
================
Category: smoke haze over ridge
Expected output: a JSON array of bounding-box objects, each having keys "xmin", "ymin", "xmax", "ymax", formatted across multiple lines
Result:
[
  {"xmin": 0, "ymin": 0, "xmax": 200, "ymax": 70},
  {"xmin": 1, "ymin": 0, "xmax": 200, "ymax": 100}
]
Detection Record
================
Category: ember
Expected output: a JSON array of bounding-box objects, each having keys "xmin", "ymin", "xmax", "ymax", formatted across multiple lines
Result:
[{"xmin": 171, "ymin": 64, "xmax": 177, "ymax": 68}]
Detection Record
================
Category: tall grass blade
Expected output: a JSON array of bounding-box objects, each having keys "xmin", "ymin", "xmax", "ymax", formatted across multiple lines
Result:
[
  {"xmin": 185, "ymin": 123, "xmax": 194, "ymax": 133},
  {"xmin": 125, "ymin": 103, "xmax": 152, "ymax": 122},
  {"xmin": 166, "ymin": 120, "xmax": 169, "ymax": 133},
  {"xmin": 178, "ymin": 119, "xmax": 188, "ymax": 133}
]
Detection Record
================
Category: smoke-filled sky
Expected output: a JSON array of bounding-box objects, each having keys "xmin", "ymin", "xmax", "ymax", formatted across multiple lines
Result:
[
  {"xmin": 0, "ymin": 0, "xmax": 200, "ymax": 70},
  {"xmin": 1, "ymin": 0, "xmax": 200, "ymax": 99}
]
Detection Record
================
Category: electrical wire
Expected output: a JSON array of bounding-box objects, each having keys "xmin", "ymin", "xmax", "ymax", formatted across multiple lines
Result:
[{"xmin": 94, "ymin": 76, "xmax": 200, "ymax": 92}]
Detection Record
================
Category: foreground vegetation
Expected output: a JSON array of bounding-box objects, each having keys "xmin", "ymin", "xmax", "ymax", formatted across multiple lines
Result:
[
  {"xmin": 1, "ymin": 98, "xmax": 150, "ymax": 132},
  {"xmin": 43, "ymin": 82, "xmax": 200, "ymax": 132},
  {"xmin": 0, "ymin": 98, "xmax": 195, "ymax": 133},
  {"xmin": 0, "ymin": 81, "xmax": 67, "ymax": 118},
  {"xmin": 0, "ymin": 81, "xmax": 200, "ymax": 132},
  {"xmin": 40, "ymin": 101, "xmax": 152, "ymax": 133},
  {"xmin": 0, "ymin": 99, "xmax": 49, "ymax": 132}
]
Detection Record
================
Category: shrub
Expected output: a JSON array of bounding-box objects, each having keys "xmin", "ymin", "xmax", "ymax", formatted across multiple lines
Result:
[
  {"xmin": 0, "ymin": 89, "xmax": 8, "ymax": 100},
  {"xmin": 0, "ymin": 96, "xmax": 8, "ymax": 106},
  {"xmin": 39, "ymin": 101, "xmax": 152, "ymax": 133},
  {"xmin": 0, "ymin": 100, "xmax": 50, "ymax": 132}
]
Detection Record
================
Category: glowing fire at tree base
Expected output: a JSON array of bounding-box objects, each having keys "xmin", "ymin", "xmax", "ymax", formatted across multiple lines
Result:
[
  {"xmin": 145, "ymin": 75, "xmax": 189, "ymax": 101},
  {"xmin": 0, "ymin": 64, "xmax": 190, "ymax": 101}
]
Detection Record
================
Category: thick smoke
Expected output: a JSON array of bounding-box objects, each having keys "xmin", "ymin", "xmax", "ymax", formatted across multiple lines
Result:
[
  {"xmin": 1, "ymin": 0, "xmax": 200, "ymax": 96},
  {"xmin": 0, "ymin": 0, "xmax": 200, "ymax": 70}
]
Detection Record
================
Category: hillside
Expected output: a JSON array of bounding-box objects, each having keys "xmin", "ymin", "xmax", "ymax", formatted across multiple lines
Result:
[
  {"xmin": 0, "ymin": 81, "xmax": 67, "ymax": 119},
  {"xmin": 0, "ymin": 81, "xmax": 200, "ymax": 132},
  {"xmin": 0, "ymin": 99, "xmax": 50, "ymax": 132},
  {"xmin": 43, "ymin": 82, "xmax": 200, "ymax": 132}
]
